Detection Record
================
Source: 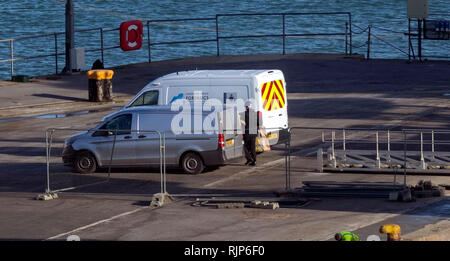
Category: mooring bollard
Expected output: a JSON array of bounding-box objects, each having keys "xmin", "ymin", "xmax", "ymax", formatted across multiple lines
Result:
[{"xmin": 87, "ymin": 69, "xmax": 114, "ymax": 102}]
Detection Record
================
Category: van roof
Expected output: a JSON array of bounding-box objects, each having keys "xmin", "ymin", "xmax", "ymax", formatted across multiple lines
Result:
[{"xmin": 158, "ymin": 69, "xmax": 282, "ymax": 80}]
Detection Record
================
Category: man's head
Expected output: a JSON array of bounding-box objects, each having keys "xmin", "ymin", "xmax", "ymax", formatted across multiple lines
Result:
[
  {"xmin": 245, "ymin": 100, "xmax": 253, "ymax": 110},
  {"xmin": 334, "ymin": 233, "xmax": 343, "ymax": 241}
]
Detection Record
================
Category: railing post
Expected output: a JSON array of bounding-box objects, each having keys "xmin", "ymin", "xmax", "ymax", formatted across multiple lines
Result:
[
  {"xmin": 349, "ymin": 13, "xmax": 352, "ymax": 54},
  {"xmin": 342, "ymin": 129, "xmax": 346, "ymax": 162},
  {"xmin": 159, "ymin": 131, "xmax": 163, "ymax": 194},
  {"xmin": 418, "ymin": 19, "xmax": 422, "ymax": 61},
  {"xmin": 403, "ymin": 131, "xmax": 407, "ymax": 186},
  {"xmin": 287, "ymin": 130, "xmax": 291, "ymax": 190},
  {"xmin": 420, "ymin": 132, "xmax": 426, "ymax": 169},
  {"xmin": 408, "ymin": 18, "xmax": 411, "ymax": 61},
  {"xmin": 147, "ymin": 21, "xmax": 151, "ymax": 63},
  {"xmin": 285, "ymin": 135, "xmax": 288, "ymax": 188},
  {"xmin": 387, "ymin": 130, "xmax": 391, "ymax": 163},
  {"xmin": 108, "ymin": 130, "xmax": 117, "ymax": 180},
  {"xmin": 54, "ymin": 33, "xmax": 58, "ymax": 74},
  {"xmin": 331, "ymin": 131, "xmax": 336, "ymax": 168},
  {"xmin": 163, "ymin": 132, "xmax": 167, "ymax": 194},
  {"xmin": 376, "ymin": 131, "xmax": 380, "ymax": 168},
  {"xmin": 345, "ymin": 22, "xmax": 348, "ymax": 55},
  {"xmin": 317, "ymin": 148, "xmax": 323, "ymax": 173},
  {"xmin": 10, "ymin": 40, "xmax": 14, "ymax": 79},
  {"xmin": 431, "ymin": 130, "xmax": 435, "ymax": 160},
  {"xmin": 100, "ymin": 28, "xmax": 104, "ymax": 64},
  {"xmin": 282, "ymin": 14, "xmax": 286, "ymax": 55},
  {"xmin": 367, "ymin": 25, "xmax": 371, "ymax": 60},
  {"xmin": 45, "ymin": 130, "xmax": 50, "ymax": 193},
  {"xmin": 216, "ymin": 15, "xmax": 220, "ymax": 56}
]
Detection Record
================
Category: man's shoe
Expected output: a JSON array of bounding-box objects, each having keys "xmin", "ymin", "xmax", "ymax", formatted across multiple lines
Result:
[
  {"xmin": 245, "ymin": 160, "xmax": 251, "ymax": 165},
  {"xmin": 249, "ymin": 162, "xmax": 256, "ymax": 166}
]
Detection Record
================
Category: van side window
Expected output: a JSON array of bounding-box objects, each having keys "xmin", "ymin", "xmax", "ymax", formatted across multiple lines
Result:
[
  {"xmin": 130, "ymin": 90, "xmax": 159, "ymax": 107},
  {"xmin": 99, "ymin": 114, "xmax": 132, "ymax": 135}
]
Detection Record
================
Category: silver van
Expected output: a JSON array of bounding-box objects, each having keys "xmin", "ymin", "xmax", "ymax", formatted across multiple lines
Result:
[{"xmin": 62, "ymin": 106, "xmax": 243, "ymax": 174}]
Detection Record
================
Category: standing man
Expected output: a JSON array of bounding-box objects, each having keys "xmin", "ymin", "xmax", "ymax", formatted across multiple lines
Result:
[{"xmin": 243, "ymin": 100, "xmax": 259, "ymax": 166}]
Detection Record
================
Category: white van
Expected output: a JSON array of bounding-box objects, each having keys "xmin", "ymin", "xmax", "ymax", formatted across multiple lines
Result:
[
  {"xmin": 125, "ymin": 70, "xmax": 289, "ymax": 143},
  {"xmin": 63, "ymin": 106, "xmax": 243, "ymax": 174}
]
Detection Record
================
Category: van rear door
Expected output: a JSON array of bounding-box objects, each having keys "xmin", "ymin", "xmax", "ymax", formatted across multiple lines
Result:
[
  {"xmin": 220, "ymin": 109, "xmax": 243, "ymax": 161},
  {"xmin": 256, "ymin": 71, "xmax": 288, "ymax": 138}
]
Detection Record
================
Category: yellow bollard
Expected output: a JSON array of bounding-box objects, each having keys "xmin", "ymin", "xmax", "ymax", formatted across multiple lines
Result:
[
  {"xmin": 87, "ymin": 69, "xmax": 114, "ymax": 102},
  {"xmin": 380, "ymin": 224, "xmax": 401, "ymax": 241}
]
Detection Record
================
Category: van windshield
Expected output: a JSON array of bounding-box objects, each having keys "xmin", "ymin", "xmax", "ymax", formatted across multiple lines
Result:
[{"xmin": 129, "ymin": 90, "xmax": 159, "ymax": 107}]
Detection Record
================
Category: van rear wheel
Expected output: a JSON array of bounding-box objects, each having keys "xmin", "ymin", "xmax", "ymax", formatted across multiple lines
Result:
[
  {"xmin": 181, "ymin": 152, "xmax": 204, "ymax": 175},
  {"xmin": 74, "ymin": 151, "xmax": 97, "ymax": 174}
]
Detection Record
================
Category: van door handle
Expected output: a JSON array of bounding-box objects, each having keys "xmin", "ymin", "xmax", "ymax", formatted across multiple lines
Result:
[
  {"xmin": 124, "ymin": 136, "xmax": 132, "ymax": 139},
  {"xmin": 138, "ymin": 135, "xmax": 146, "ymax": 139},
  {"xmin": 279, "ymin": 114, "xmax": 282, "ymax": 116}
]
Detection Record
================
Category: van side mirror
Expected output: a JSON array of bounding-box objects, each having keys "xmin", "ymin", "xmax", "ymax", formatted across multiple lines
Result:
[{"xmin": 93, "ymin": 130, "xmax": 114, "ymax": 137}]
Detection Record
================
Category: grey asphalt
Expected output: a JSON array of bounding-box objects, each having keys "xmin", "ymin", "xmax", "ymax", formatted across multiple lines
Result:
[{"xmin": 0, "ymin": 53, "xmax": 449, "ymax": 241}]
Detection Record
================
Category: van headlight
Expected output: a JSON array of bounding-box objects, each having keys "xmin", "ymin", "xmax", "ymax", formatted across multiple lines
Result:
[{"xmin": 64, "ymin": 139, "xmax": 74, "ymax": 148}]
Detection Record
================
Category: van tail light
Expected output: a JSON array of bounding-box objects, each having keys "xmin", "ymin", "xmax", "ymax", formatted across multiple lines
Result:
[
  {"xmin": 257, "ymin": 111, "xmax": 263, "ymax": 126},
  {"xmin": 257, "ymin": 111, "xmax": 263, "ymax": 119},
  {"xmin": 218, "ymin": 133, "xmax": 225, "ymax": 148}
]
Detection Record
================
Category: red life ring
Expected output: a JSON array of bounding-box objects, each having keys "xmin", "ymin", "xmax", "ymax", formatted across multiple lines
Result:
[{"xmin": 120, "ymin": 20, "xmax": 143, "ymax": 51}]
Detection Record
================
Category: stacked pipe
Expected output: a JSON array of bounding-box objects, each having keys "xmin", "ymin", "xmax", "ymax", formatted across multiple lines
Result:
[{"xmin": 297, "ymin": 181, "xmax": 407, "ymax": 198}]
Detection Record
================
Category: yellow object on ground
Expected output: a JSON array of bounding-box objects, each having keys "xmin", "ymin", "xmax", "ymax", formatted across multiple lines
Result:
[
  {"xmin": 380, "ymin": 224, "xmax": 401, "ymax": 241},
  {"xmin": 256, "ymin": 129, "xmax": 270, "ymax": 153},
  {"xmin": 87, "ymin": 69, "xmax": 114, "ymax": 80}
]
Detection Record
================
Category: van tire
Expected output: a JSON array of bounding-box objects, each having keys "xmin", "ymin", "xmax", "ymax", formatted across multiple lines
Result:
[
  {"xmin": 74, "ymin": 151, "xmax": 97, "ymax": 174},
  {"xmin": 181, "ymin": 152, "xmax": 204, "ymax": 175}
]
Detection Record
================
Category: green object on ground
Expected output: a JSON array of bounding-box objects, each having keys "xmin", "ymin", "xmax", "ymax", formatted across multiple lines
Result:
[{"xmin": 337, "ymin": 231, "xmax": 360, "ymax": 241}]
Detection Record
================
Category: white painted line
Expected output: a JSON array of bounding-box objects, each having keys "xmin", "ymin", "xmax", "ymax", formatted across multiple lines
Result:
[
  {"xmin": 45, "ymin": 206, "xmax": 147, "ymax": 240},
  {"xmin": 203, "ymin": 159, "xmax": 285, "ymax": 188}
]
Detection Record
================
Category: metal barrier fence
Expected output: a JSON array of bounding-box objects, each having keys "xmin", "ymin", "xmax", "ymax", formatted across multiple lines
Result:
[
  {"xmin": 1, "ymin": 12, "xmax": 351, "ymax": 79},
  {"xmin": 284, "ymin": 127, "xmax": 450, "ymax": 190},
  {"xmin": 39, "ymin": 125, "xmax": 450, "ymax": 200},
  {"xmin": 41, "ymin": 124, "xmax": 289, "ymax": 198},
  {"xmin": 44, "ymin": 128, "xmax": 166, "ymax": 196}
]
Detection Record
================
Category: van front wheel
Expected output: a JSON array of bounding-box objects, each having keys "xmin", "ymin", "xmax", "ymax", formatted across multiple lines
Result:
[
  {"xmin": 74, "ymin": 151, "xmax": 97, "ymax": 174},
  {"xmin": 181, "ymin": 152, "xmax": 204, "ymax": 175}
]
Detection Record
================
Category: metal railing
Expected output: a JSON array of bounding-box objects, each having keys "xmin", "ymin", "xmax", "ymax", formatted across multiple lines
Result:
[
  {"xmin": 407, "ymin": 13, "xmax": 450, "ymax": 61},
  {"xmin": 350, "ymin": 23, "xmax": 409, "ymax": 60},
  {"xmin": 214, "ymin": 12, "xmax": 352, "ymax": 57},
  {"xmin": 284, "ymin": 127, "xmax": 450, "ymax": 190},
  {"xmin": 0, "ymin": 27, "xmax": 120, "ymax": 79},
  {"xmin": 1, "ymin": 12, "xmax": 352, "ymax": 80}
]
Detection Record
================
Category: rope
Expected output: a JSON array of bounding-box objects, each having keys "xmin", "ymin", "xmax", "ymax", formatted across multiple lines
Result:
[
  {"xmin": 370, "ymin": 32, "xmax": 409, "ymax": 56},
  {"xmin": 370, "ymin": 25, "xmax": 405, "ymax": 34},
  {"xmin": 351, "ymin": 27, "xmax": 369, "ymax": 35},
  {"xmin": 350, "ymin": 42, "xmax": 368, "ymax": 49}
]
